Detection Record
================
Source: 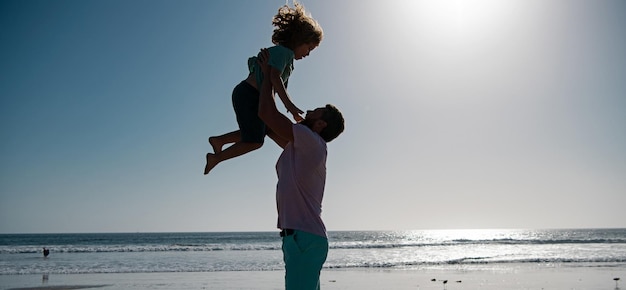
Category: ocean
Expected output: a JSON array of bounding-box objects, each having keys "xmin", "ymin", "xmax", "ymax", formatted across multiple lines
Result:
[{"xmin": 1, "ymin": 229, "xmax": 625, "ymax": 275}]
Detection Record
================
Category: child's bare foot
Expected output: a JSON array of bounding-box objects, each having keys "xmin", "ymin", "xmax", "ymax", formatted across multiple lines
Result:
[
  {"xmin": 204, "ymin": 153, "xmax": 219, "ymax": 175},
  {"xmin": 208, "ymin": 137, "xmax": 222, "ymax": 153}
]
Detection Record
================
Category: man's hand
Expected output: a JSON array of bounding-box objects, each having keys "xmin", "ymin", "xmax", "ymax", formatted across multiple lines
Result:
[{"xmin": 258, "ymin": 48, "xmax": 271, "ymax": 76}]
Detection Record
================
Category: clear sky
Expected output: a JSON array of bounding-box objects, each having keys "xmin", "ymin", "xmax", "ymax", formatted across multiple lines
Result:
[{"xmin": 1, "ymin": 0, "xmax": 625, "ymax": 234}]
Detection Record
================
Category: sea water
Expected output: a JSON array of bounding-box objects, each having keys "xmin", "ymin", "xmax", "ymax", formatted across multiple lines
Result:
[{"xmin": 1, "ymin": 229, "xmax": 625, "ymax": 275}]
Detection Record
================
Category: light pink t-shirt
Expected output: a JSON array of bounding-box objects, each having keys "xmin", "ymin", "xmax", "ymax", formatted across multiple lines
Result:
[{"xmin": 276, "ymin": 123, "xmax": 328, "ymax": 238}]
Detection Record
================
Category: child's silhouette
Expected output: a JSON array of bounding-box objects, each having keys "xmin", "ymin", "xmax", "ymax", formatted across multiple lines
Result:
[{"xmin": 205, "ymin": 2, "xmax": 323, "ymax": 175}]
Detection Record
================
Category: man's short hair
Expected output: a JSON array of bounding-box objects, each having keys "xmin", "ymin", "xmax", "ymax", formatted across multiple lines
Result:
[{"xmin": 319, "ymin": 104, "xmax": 344, "ymax": 142}]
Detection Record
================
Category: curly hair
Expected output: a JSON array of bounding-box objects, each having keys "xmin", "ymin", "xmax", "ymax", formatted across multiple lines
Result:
[{"xmin": 271, "ymin": 1, "xmax": 323, "ymax": 50}]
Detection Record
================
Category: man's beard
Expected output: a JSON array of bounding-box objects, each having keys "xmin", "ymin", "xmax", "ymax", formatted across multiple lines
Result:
[{"xmin": 300, "ymin": 118, "xmax": 315, "ymax": 129}]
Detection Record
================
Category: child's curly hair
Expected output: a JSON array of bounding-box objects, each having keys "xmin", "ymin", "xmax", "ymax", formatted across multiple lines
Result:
[{"xmin": 271, "ymin": 1, "xmax": 323, "ymax": 50}]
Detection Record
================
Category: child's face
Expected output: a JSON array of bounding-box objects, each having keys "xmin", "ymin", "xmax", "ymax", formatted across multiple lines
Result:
[{"xmin": 294, "ymin": 42, "xmax": 318, "ymax": 60}]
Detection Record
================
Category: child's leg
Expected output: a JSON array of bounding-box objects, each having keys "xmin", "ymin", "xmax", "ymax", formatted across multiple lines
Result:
[
  {"xmin": 205, "ymin": 80, "xmax": 263, "ymax": 175},
  {"xmin": 204, "ymin": 141, "xmax": 263, "ymax": 175},
  {"xmin": 209, "ymin": 130, "xmax": 241, "ymax": 153}
]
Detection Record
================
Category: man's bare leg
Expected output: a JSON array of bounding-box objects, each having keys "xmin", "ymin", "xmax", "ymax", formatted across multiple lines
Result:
[{"xmin": 204, "ymin": 141, "xmax": 263, "ymax": 175}]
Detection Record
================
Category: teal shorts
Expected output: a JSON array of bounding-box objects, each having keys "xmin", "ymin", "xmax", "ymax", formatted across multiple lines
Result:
[{"xmin": 282, "ymin": 230, "xmax": 329, "ymax": 290}]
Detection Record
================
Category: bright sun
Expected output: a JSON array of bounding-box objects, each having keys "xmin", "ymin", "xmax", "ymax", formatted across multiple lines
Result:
[{"xmin": 398, "ymin": 0, "xmax": 521, "ymax": 45}]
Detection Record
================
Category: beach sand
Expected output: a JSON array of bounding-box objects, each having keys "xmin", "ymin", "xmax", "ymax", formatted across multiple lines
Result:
[{"xmin": 1, "ymin": 264, "xmax": 623, "ymax": 290}]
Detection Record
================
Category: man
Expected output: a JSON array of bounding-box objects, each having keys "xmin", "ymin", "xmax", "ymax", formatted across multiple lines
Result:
[{"xmin": 257, "ymin": 49, "xmax": 345, "ymax": 290}]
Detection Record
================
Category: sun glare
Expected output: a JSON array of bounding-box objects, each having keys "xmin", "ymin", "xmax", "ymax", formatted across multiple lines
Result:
[
  {"xmin": 398, "ymin": 0, "xmax": 520, "ymax": 45},
  {"xmin": 422, "ymin": 229, "xmax": 524, "ymax": 242}
]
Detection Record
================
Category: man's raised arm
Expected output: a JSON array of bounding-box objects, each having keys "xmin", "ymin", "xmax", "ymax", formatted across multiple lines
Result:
[{"xmin": 257, "ymin": 49, "xmax": 295, "ymax": 143}]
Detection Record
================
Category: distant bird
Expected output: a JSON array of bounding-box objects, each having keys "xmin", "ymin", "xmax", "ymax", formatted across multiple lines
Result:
[
  {"xmin": 443, "ymin": 280, "xmax": 448, "ymax": 289},
  {"xmin": 431, "ymin": 278, "xmax": 437, "ymax": 282},
  {"xmin": 456, "ymin": 280, "xmax": 462, "ymax": 283},
  {"xmin": 42, "ymin": 248, "xmax": 49, "ymax": 258}
]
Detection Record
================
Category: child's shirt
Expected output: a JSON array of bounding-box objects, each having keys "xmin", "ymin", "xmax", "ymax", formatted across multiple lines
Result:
[{"xmin": 248, "ymin": 45, "xmax": 294, "ymax": 88}]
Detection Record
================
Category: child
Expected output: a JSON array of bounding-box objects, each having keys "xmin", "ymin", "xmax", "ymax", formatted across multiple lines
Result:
[{"xmin": 204, "ymin": 1, "xmax": 323, "ymax": 175}]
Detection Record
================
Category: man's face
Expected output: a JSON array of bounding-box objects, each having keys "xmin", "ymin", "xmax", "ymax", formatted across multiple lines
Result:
[
  {"xmin": 304, "ymin": 107, "xmax": 326, "ymax": 121},
  {"xmin": 302, "ymin": 108, "xmax": 326, "ymax": 130}
]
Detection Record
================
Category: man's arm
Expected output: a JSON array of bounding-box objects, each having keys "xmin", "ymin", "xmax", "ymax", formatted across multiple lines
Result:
[{"xmin": 258, "ymin": 49, "xmax": 295, "ymax": 142}]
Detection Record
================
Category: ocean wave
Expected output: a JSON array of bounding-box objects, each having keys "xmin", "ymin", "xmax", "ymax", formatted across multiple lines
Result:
[
  {"xmin": 329, "ymin": 238, "xmax": 626, "ymax": 250},
  {"xmin": 0, "ymin": 244, "xmax": 282, "ymax": 254},
  {"xmin": 446, "ymin": 238, "xmax": 626, "ymax": 245},
  {"xmin": 325, "ymin": 258, "xmax": 626, "ymax": 269},
  {"xmin": 3, "ymin": 237, "xmax": 626, "ymax": 254},
  {"xmin": 3, "ymin": 230, "xmax": 626, "ymax": 275}
]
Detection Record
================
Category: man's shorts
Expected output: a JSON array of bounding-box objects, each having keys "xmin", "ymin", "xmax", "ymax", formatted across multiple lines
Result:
[
  {"xmin": 231, "ymin": 80, "xmax": 265, "ymax": 143},
  {"xmin": 282, "ymin": 230, "xmax": 329, "ymax": 290}
]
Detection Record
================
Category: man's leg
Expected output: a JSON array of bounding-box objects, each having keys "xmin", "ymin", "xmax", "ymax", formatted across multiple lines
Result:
[{"xmin": 282, "ymin": 230, "xmax": 329, "ymax": 290}]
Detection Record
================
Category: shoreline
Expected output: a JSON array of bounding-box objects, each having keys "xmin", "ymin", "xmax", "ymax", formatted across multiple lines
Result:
[{"xmin": 1, "ymin": 263, "xmax": 624, "ymax": 290}]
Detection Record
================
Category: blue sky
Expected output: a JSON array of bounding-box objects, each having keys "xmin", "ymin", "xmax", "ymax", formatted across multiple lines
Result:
[{"xmin": 1, "ymin": 0, "xmax": 625, "ymax": 233}]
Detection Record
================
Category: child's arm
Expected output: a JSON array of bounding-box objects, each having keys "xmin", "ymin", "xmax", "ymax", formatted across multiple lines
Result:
[{"xmin": 269, "ymin": 68, "xmax": 304, "ymax": 122}]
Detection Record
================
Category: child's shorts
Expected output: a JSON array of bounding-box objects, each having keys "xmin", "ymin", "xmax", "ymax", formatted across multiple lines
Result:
[{"xmin": 231, "ymin": 81, "xmax": 265, "ymax": 144}]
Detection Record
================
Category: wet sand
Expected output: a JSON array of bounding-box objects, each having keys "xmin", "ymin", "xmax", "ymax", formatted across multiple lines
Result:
[{"xmin": 2, "ymin": 263, "xmax": 624, "ymax": 290}]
